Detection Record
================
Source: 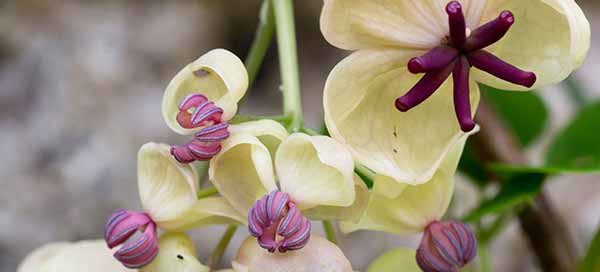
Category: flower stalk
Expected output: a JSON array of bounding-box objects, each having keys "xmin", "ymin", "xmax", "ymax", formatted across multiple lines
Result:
[
  {"xmin": 208, "ymin": 225, "xmax": 238, "ymax": 270},
  {"xmin": 322, "ymin": 220, "xmax": 338, "ymax": 244},
  {"xmin": 272, "ymin": 0, "xmax": 303, "ymax": 132},
  {"xmin": 244, "ymin": 0, "xmax": 276, "ymax": 87}
]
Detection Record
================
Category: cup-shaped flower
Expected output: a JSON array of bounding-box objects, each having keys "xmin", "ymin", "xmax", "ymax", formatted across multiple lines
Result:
[
  {"xmin": 321, "ymin": 0, "xmax": 590, "ymax": 185},
  {"xmin": 232, "ymin": 235, "xmax": 353, "ymax": 272},
  {"xmin": 162, "ymin": 49, "xmax": 248, "ymax": 163},
  {"xmin": 18, "ymin": 233, "xmax": 208, "ymax": 272},
  {"xmin": 209, "ymin": 120, "xmax": 368, "ymax": 252}
]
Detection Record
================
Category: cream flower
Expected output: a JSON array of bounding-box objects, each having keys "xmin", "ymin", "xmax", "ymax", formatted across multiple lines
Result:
[
  {"xmin": 321, "ymin": 0, "xmax": 590, "ymax": 185},
  {"xmin": 209, "ymin": 120, "xmax": 368, "ymax": 252},
  {"xmin": 103, "ymin": 143, "xmax": 244, "ymax": 268},
  {"xmin": 18, "ymin": 233, "xmax": 208, "ymax": 272},
  {"xmin": 161, "ymin": 49, "xmax": 248, "ymax": 163},
  {"xmin": 232, "ymin": 235, "xmax": 353, "ymax": 272}
]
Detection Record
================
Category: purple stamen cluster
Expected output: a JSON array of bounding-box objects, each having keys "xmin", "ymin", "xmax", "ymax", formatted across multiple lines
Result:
[
  {"xmin": 248, "ymin": 191, "xmax": 311, "ymax": 253},
  {"xmin": 396, "ymin": 1, "xmax": 537, "ymax": 132},
  {"xmin": 104, "ymin": 209, "xmax": 158, "ymax": 269},
  {"xmin": 171, "ymin": 93, "xmax": 230, "ymax": 163},
  {"xmin": 416, "ymin": 220, "xmax": 477, "ymax": 272}
]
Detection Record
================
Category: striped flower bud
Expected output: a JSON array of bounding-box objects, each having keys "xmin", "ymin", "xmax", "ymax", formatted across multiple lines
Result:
[
  {"xmin": 248, "ymin": 191, "xmax": 311, "ymax": 253},
  {"xmin": 104, "ymin": 209, "xmax": 158, "ymax": 269},
  {"xmin": 176, "ymin": 93, "xmax": 223, "ymax": 129},
  {"xmin": 170, "ymin": 123, "xmax": 230, "ymax": 163},
  {"xmin": 416, "ymin": 220, "xmax": 477, "ymax": 272}
]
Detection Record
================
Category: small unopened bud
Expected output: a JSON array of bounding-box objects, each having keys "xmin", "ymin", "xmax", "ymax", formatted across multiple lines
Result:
[
  {"xmin": 176, "ymin": 94, "xmax": 223, "ymax": 129},
  {"xmin": 248, "ymin": 191, "xmax": 311, "ymax": 253},
  {"xmin": 170, "ymin": 123, "xmax": 230, "ymax": 163},
  {"xmin": 416, "ymin": 220, "xmax": 477, "ymax": 272},
  {"xmin": 104, "ymin": 209, "xmax": 159, "ymax": 269}
]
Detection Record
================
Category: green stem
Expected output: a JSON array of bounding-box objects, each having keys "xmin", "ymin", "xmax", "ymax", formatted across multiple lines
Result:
[
  {"xmin": 300, "ymin": 126, "xmax": 320, "ymax": 136},
  {"xmin": 563, "ymin": 75, "xmax": 587, "ymax": 108},
  {"xmin": 197, "ymin": 187, "xmax": 219, "ymax": 199},
  {"xmin": 244, "ymin": 0, "xmax": 275, "ymax": 87},
  {"xmin": 322, "ymin": 220, "xmax": 338, "ymax": 244},
  {"xmin": 478, "ymin": 243, "xmax": 493, "ymax": 272},
  {"xmin": 272, "ymin": 0, "xmax": 303, "ymax": 132},
  {"xmin": 208, "ymin": 225, "xmax": 238, "ymax": 270},
  {"xmin": 355, "ymin": 164, "xmax": 375, "ymax": 188}
]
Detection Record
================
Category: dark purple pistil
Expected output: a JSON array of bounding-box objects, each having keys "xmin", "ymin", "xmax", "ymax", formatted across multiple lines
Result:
[{"xmin": 396, "ymin": 1, "xmax": 537, "ymax": 132}]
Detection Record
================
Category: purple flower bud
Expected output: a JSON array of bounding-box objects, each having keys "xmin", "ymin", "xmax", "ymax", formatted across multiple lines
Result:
[
  {"xmin": 416, "ymin": 220, "xmax": 477, "ymax": 272},
  {"xmin": 170, "ymin": 123, "xmax": 230, "ymax": 163},
  {"xmin": 176, "ymin": 94, "xmax": 223, "ymax": 129},
  {"xmin": 104, "ymin": 209, "xmax": 159, "ymax": 269},
  {"xmin": 248, "ymin": 191, "xmax": 311, "ymax": 253}
]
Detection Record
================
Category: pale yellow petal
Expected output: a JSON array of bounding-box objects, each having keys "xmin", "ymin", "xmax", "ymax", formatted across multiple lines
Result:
[
  {"xmin": 138, "ymin": 142, "xmax": 199, "ymax": 223},
  {"xmin": 475, "ymin": 0, "xmax": 590, "ymax": 90},
  {"xmin": 302, "ymin": 174, "xmax": 369, "ymax": 222},
  {"xmin": 162, "ymin": 49, "xmax": 248, "ymax": 135},
  {"xmin": 367, "ymin": 248, "xmax": 420, "ymax": 272},
  {"xmin": 18, "ymin": 240, "xmax": 131, "ymax": 272},
  {"xmin": 141, "ymin": 233, "xmax": 210, "ymax": 272},
  {"xmin": 234, "ymin": 236, "xmax": 352, "ymax": 272},
  {"xmin": 342, "ymin": 140, "xmax": 465, "ymax": 234},
  {"xmin": 209, "ymin": 133, "xmax": 277, "ymax": 216},
  {"xmin": 320, "ymin": 0, "xmax": 449, "ymax": 50},
  {"xmin": 229, "ymin": 120, "xmax": 289, "ymax": 158},
  {"xmin": 324, "ymin": 49, "xmax": 478, "ymax": 185},
  {"xmin": 158, "ymin": 197, "xmax": 247, "ymax": 231},
  {"xmin": 276, "ymin": 133, "xmax": 355, "ymax": 209}
]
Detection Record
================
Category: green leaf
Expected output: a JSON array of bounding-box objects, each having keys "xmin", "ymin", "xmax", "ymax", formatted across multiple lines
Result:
[
  {"xmin": 481, "ymin": 84, "xmax": 548, "ymax": 147},
  {"xmin": 462, "ymin": 173, "xmax": 546, "ymax": 222},
  {"xmin": 579, "ymin": 227, "xmax": 600, "ymax": 272},
  {"xmin": 546, "ymin": 102, "xmax": 600, "ymax": 171}
]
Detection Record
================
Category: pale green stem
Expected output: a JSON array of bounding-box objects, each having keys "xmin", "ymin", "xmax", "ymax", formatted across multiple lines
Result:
[
  {"xmin": 272, "ymin": 0, "xmax": 303, "ymax": 132},
  {"xmin": 563, "ymin": 75, "xmax": 587, "ymax": 108},
  {"xmin": 208, "ymin": 225, "xmax": 238, "ymax": 270},
  {"xmin": 197, "ymin": 187, "xmax": 219, "ymax": 199},
  {"xmin": 355, "ymin": 163, "xmax": 375, "ymax": 188},
  {"xmin": 230, "ymin": 114, "xmax": 291, "ymax": 125},
  {"xmin": 322, "ymin": 220, "xmax": 338, "ymax": 244},
  {"xmin": 478, "ymin": 243, "xmax": 493, "ymax": 272},
  {"xmin": 245, "ymin": 0, "xmax": 275, "ymax": 87}
]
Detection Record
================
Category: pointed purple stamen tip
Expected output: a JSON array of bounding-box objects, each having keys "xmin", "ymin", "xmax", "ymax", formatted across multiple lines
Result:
[
  {"xmin": 104, "ymin": 210, "xmax": 158, "ymax": 269},
  {"xmin": 248, "ymin": 191, "xmax": 311, "ymax": 253},
  {"xmin": 416, "ymin": 220, "xmax": 477, "ymax": 272}
]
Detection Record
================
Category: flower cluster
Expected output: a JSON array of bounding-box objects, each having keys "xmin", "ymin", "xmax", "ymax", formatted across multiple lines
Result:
[{"xmin": 19, "ymin": 0, "xmax": 590, "ymax": 272}]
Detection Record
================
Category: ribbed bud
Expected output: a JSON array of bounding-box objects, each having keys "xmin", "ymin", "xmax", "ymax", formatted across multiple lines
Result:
[
  {"xmin": 176, "ymin": 94, "xmax": 223, "ymax": 129},
  {"xmin": 248, "ymin": 191, "xmax": 311, "ymax": 253},
  {"xmin": 416, "ymin": 220, "xmax": 477, "ymax": 272},
  {"xmin": 104, "ymin": 209, "xmax": 159, "ymax": 269},
  {"xmin": 170, "ymin": 123, "xmax": 230, "ymax": 163}
]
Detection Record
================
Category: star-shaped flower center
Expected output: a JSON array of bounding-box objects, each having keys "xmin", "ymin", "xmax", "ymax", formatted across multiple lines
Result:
[{"xmin": 395, "ymin": 1, "xmax": 537, "ymax": 132}]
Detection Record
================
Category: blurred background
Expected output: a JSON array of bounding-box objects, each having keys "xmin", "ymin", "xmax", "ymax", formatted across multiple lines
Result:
[{"xmin": 0, "ymin": 1, "xmax": 599, "ymax": 271}]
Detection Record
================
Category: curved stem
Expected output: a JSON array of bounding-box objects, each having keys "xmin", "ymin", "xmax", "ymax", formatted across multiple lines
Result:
[
  {"xmin": 322, "ymin": 220, "xmax": 338, "ymax": 244},
  {"xmin": 245, "ymin": 0, "xmax": 275, "ymax": 87},
  {"xmin": 197, "ymin": 187, "xmax": 219, "ymax": 199},
  {"xmin": 208, "ymin": 225, "xmax": 238, "ymax": 270},
  {"xmin": 272, "ymin": 0, "xmax": 303, "ymax": 132},
  {"xmin": 230, "ymin": 113, "xmax": 291, "ymax": 125}
]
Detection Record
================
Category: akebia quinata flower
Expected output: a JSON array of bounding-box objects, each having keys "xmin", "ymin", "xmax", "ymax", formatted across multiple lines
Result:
[
  {"xmin": 103, "ymin": 142, "xmax": 244, "ymax": 269},
  {"xmin": 321, "ymin": 0, "xmax": 590, "ymax": 185},
  {"xmin": 162, "ymin": 49, "xmax": 249, "ymax": 163},
  {"xmin": 209, "ymin": 120, "xmax": 368, "ymax": 253}
]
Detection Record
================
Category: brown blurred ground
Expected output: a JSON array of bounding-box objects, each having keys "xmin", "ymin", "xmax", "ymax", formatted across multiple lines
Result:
[{"xmin": 0, "ymin": 1, "xmax": 599, "ymax": 271}]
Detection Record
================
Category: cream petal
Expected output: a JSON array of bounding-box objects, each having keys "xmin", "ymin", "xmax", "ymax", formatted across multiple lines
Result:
[
  {"xmin": 162, "ymin": 49, "xmax": 249, "ymax": 135},
  {"xmin": 209, "ymin": 133, "xmax": 278, "ymax": 216},
  {"xmin": 341, "ymin": 140, "xmax": 465, "ymax": 234},
  {"xmin": 367, "ymin": 248, "xmax": 420, "ymax": 272},
  {"xmin": 158, "ymin": 197, "xmax": 246, "ymax": 231},
  {"xmin": 320, "ymin": 0, "xmax": 450, "ymax": 50},
  {"xmin": 17, "ymin": 240, "xmax": 132, "ymax": 272},
  {"xmin": 234, "ymin": 236, "xmax": 352, "ymax": 272},
  {"xmin": 324, "ymin": 49, "xmax": 478, "ymax": 185},
  {"xmin": 474, "ymin": 0, "xmax": 590, "ymax": 90},
  {"xmin": 229, "ymin": 120, "xmax": 289, "ymax": 158},
  {"xmin": 141, "ymin": 233, "xmax": 210, "ymax": 272},
  {"xmin": 276, "ymin": 133, "xmax": 355, "ymax": 209},
  {"xmin": 138, "ymin": 142, "xmax": 200, "ymax": 224},
  {"xmin": 302, "ymin": 174, "xmax": 369, "ymax": 222}
]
